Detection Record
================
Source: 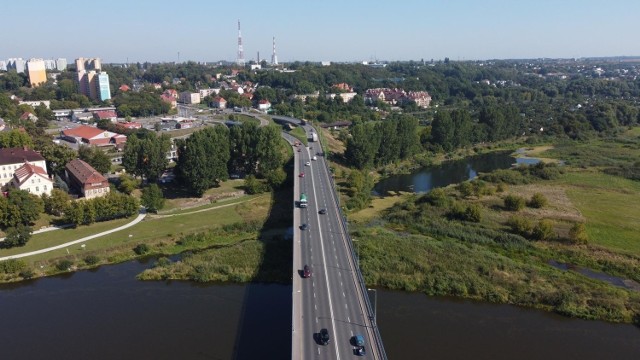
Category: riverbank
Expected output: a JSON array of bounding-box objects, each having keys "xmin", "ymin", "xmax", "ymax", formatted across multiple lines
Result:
[{"xmin": 349, "ymin": 135, "xmax": 640, "ymax": 324}]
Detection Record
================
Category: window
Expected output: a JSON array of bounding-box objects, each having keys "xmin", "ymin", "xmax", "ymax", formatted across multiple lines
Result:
[
  {"xmin": 36, "ymin": 186, "xmax": 39, "ymax": 192},
  {"xmin": 44, "ymin": 185, "xmax": 47, "ymax": 190},
  {"xmin": 31, "ymin": 179, "xmax": 35, "ymax": 184}
]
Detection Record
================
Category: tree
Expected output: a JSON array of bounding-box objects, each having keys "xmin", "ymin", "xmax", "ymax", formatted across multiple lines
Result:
[
  {"xmin": 244, "ymin": 174, "xmax": 265, "ymax": 194},
  {"xmin": 345, "ymin": 122, "xmax": 379, "ymax": 169},
  {"xmin": 78, "ymin": 145, "xmax": 112, "ymax": 174},
  {"xmin": 141, "ymin": 184, "xmax": 165, "ymax": 213},
  {"xmin": 1, "ymin": 224, "xmax": 32, "ymax": 248},
  {"xmin": 0, "ymin": 129, "xmax": 33, "ymax": 149},
  {"xmin": 256, "ymin": 125, "xmax": 284, "ymax": 175},
  {"xmin": 43, "ymin": 189, "xmax": 71, "ymax": 216},
  {"xmin": 5, "ymin": 189, "xmax": 44, "ymax": 226},
  {"xmin": 41, "ymin": 144, "xmax": 76, "ymax": 175},
  {"xmin": 175, "ymin": 126, "xmax": 230, "ymax": 196},
  {"xmin": 430, "ymin": 111, "xmax": 455, "ymax": 151},
  {"xmin": 527, "ymin": 193, "xmax": 548, "ymax": 208},
  {"xmin": 123, "ymin": 131, "xmax": 170, "ymax": 181}
]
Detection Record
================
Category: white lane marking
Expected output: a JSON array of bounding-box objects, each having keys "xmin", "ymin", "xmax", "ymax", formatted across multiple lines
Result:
[
  {"xmin": 309, "ymin": 160, "xmax": 341, "ymax": 360},
  {"xmin": 343, "ymin": 292, "xmax": 346, "ymax": 297}
]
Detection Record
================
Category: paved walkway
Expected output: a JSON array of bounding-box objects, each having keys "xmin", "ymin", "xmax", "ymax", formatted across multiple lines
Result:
[{"xmin": 0, "ymin": 211, "xmax": 147, "ymax": 261}]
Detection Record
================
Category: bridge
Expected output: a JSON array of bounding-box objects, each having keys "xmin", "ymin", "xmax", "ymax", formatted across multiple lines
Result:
[{"xmin": 276, "ymin": 116, "xmax": 387, "ymax": 360}]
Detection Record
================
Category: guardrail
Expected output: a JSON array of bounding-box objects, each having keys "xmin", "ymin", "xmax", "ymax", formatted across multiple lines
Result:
[{"xmin": 313, "ymin": 125, "xmax": 389, "ymax": 360}]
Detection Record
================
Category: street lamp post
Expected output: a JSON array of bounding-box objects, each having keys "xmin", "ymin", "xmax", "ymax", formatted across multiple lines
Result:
[{"xmin": 367, "ymin": 288, "xmax": 377, "ymax": 324}]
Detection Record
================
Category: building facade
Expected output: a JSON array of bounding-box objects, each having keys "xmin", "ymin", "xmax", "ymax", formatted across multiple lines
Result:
[
  {"xmin": 179, "ymin": 92, "xmax": 201, "ymax": 104},
  {"xmin": 10, "ymin": 162, "xmax": 53, "ymax": 196},
  {"xmin": 96, "ymin": 72, "xmax": 111, "ymax": 101},
  {"xmin": 0, "ymin": 148, "xmax": 48, "ymax": 188},
  {"xmin": 27, "ymin": 58, "xmax": 47, "ymax": 87},
  {"xmin": 65, "ymin": 159, "xmax": 110, "ymax": 199}
]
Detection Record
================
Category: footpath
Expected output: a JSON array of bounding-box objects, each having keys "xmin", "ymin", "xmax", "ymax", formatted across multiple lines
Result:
[{"xmin": 0, "ymin": 211, "xmax": 147, "ymax": 261}]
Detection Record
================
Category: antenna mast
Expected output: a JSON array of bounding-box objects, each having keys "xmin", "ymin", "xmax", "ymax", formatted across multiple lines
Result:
[
  {"xmin": 236, "ymin": 20, "xmax": 245, "ymax": 66},
  {"xmin": 271, "ymin": 36, "xmax": 278, "ymax": 65}
]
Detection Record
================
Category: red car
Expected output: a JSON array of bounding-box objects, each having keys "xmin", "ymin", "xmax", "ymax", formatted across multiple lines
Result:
[
  {"xmin": 303, "ymin": 265, "xmax": 311, "ymax": 278},
  {"xmin": 299, "ymin": 172, "xmax": 305, "ymax": 177}
]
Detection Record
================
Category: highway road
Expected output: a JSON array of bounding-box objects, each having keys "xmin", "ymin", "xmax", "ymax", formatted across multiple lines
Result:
[{"xmin": 288, "ymin": 123, "xmax": 384, "ymax": 360}]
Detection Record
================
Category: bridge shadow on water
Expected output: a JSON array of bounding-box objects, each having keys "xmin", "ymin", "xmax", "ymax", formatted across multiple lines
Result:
[{"xmin": 232, "ymin": 159, "xmax": 294, "ymax": 360}]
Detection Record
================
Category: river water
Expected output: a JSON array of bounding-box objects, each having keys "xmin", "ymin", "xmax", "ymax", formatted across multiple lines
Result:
[
  {"xmin": 1, "ymin": 259, "xmax": 638, "ymax": 359},
  {"xmin": 374, "ymin": 151, "xmax": 538, "ymax": 195}
]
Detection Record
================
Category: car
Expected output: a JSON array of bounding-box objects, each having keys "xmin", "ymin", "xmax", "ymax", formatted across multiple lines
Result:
[
  {"xmin": 298, "ymin": 148, "xmax": 301, "ymax": 152},
  {"xmin": 300, "ymin": 223, "xmax": 309, "ymax": 230},
  {"xmin": 303, "ymin": 265, "xmax": 311, "ymax": 278},
  {"xmin": 318, "ymin": 208, "xmax": 327, "ymax": 215},
  {"xmin": 299, "ymin": 172, "xmax": 305, "ymax": 177},
  {"xmin": 305, "ymin": 161, "xmax": 311, "ymax": 166},
  {"xmin": 354, "ymin": 346, "xmax": 366, "ymax": 356},
  {"xmin": 319, "ymin": 328, "xmax": 330, "ymax": 345},
  {"xmin": 352, "ymin": 335, "xmax": 365, "ymax": 347},
  {"xmin": 312, "ymin": 156, "xmax": 317, "ymax": 161}
]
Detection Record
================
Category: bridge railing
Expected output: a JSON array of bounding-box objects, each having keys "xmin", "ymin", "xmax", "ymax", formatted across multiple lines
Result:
[{"xmin": 315, "ymin": 126, "xmax": 389, "ymax": 360}]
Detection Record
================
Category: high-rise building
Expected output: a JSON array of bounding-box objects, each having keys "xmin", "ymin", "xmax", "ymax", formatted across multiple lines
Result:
[
  {"xmin": 55, "ymin": 58, "xmax": 67, "ymax": 71},
  {"xmin": 75, "ymin": 57, "xmax": 101, "ymax": 72},
  {"xmin": 0, "ymin": 61, "xmax": 6, "ymax": 71},
  {"xmin": 26, "ymin": 58, "xmax": 47, "ymax": 87},
  {"xmin": 7, "ymin": 58, "xmax": 26, "ymax": 73},
  {"xmin": 96, "ymin": 72, "xmax": 111, "ymax": 101},
  {"xmin": 77, "ymin": 70, "xmax": 98, "ymax": 100}
]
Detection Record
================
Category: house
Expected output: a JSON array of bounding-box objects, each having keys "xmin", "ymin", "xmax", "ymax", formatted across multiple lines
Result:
[
  {"xmin": 19, "ymin": 112, "xmax": 38, "ymax": 122},
  {"xmin": 152, "ymin": 83, "xmax": 162, "ymax": 90},
  {"xmin": 332, "ymin": 83, "xmax": 354, "ymax": 92},
  {"xmin": 53, "ymin": 109, "xmax": 72, "ymax": 120},
  {"xmin": 364, "ymin": 88, "xmax": 431, "ymax": 108},
  {"xmin": 160, "ymin": 94, "xmax": 177, "ymax": 109},
  {"xmin": 117, "ymin": 122, "xmax": 142, "ymax": 130},
  {"xmin": 61, "ymin": 125, "xmax": 127, "ymax": 146},
  {"xmin": 119, "ymin": 84, "xmax": 130, "ymax": 92},
  {"xmin": 163, "ymin": 89, "xmax": 178, "ymax": 99},
  {"xmin": 257, "ymin": 99, "xmax": 271, "ymax": 111},
  {"xmin": 179, "ymin": 91, "xmax": 201, "ymax": 104},
  {"xmin": 65, "ymin": 159, "xmax": 110, "ymax": 199},
  {"xmin": 94, "ymin": 110, "xmax": 118, "ymax": 122},
  {"xmin": 71, "ymin": 111, "xmax": 94, "ymax": 123},
  {"xmin": 326, "ymin": 92, "xmax": 357, "ymax": 103},
  {"xmin": 160, "ymin": 120, "xmax": 179, "ymax": 131},
  {"xmin": 10, "ymin": 162, "xmax": 53, "ymax": 196},
  {"xmin": 19, "ymin": 100, "xmax": 51, "ymax": 109},
  {"xmin": 211, "ymin": 96, "xmax": 227, "ymax": 109},
  {"xmin": 177, "ymin": 120, "xmax": 194, "ymax": 129},
  {"xmin": 0, "ymin": 147, "xmax": 48, "ymax": 188},
  {"xmin": 199, "ymin": 88, "xmax": 220, "ymax": 98}
]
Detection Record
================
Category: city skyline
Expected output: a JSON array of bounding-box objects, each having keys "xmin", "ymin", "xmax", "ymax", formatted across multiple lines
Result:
[{"xmin": 1, "ymin": 0, "xmax": 639, "ymax": 64}]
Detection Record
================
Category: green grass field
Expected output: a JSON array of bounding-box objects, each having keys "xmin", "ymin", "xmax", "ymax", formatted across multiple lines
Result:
[{"xmin": 560, "ymin": 171, "xmax": 640, "ymax": 254}]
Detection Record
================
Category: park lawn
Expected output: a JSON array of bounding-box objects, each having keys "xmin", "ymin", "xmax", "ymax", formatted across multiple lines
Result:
[
  {"xmin": 560, "ymin": 171, "xmax": 640, "ymax": 254},
  {"xmin": 161, "ymin": 179, "xmax": 246, "ymax": 213},
  {"xmin": 0, "ymin": 217, "xmax": 134, "ymax": 259}
]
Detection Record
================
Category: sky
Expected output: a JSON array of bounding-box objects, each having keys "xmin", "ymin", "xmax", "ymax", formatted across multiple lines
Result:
[{"xmin": 2, "ymin": 0, "xmax": 640, "ymax": 64}]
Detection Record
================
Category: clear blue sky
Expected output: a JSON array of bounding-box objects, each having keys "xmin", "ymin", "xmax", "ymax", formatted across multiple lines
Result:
[{"xmin": 2, "ymin": 0, "xmax": 639, "ymax": 63}]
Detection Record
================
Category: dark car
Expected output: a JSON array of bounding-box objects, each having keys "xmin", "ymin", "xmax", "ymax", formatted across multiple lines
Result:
[
  {"xmin": 318, "ymin": 208, "xmax": 327, "ymax": 215},
  {"xmin": 354, "ymin": 346, "xmax": 366, "ymax": 356},
  {"xmin": 319, "ymin": 328, "xmax": 330, "ymax": 345},
  {"xmin": 352, "ymin": 334, "xmax": 365, "ymax": 347},
  {"xmin": 300, "ymin": 223, "xmax": 309, "ymax": 230},
  {"xmin": 303, "ymin": 265, "xmax": 311, "ymax": 278}
]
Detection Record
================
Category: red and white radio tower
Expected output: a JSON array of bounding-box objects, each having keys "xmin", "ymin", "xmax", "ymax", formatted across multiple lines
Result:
[{"xmin": 236, "ymin": 20, "xmax": 245, "ymax": 66}]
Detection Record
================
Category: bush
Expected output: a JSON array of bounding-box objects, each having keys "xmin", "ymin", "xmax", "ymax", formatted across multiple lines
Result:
[
  {"xmin": 56, "ymin": 259, "xmax": 74, "ymax": 271},
  {"xmin": 84, "ymin": 255, "xmax": 100, "ymax": 265},
  {"xmin": 0, "ymin": 259, "xmax": 28, "ymax": 274},
  {"xmin": 447, "ymin": 202, "xmax": 481, "ymax": 222},
  {"xmin": 457, "ymin": 181, "xmax": 474, "ymax": 198},
  {"xmin": 496, "ymin": 183, "xmax": 507, "ymax": 193},
  {"xmin": 531, "ymin": 219, "xmax": 556, "ymax": 241},
  {"xmin": 568, "ymin": 222, "xmax": 589, "ymax": 244},
  {"xmin": 422, "ymin": 188, "xmax": 449, "ymax": 207},
  {"xmin": 506, "ymin": 215, "xmax": 533, "ymax": 237},
  {"xmin": 481, "ymin": 169, "xmax": 529, "ymax": 185},
  {"xmin": 19, "ymin": 268, "xmax": 34, "ymax": 279},
  {"xmin": 133, "ymin": 243, "xmax": 150, "ymax": 255},
  {"xmin": 504, "ymin": 194, "xmax": 525, "ymax": 211},
  {"xmin": 527, "ymin": 193, "xmax": 548, "ymax": 208}
]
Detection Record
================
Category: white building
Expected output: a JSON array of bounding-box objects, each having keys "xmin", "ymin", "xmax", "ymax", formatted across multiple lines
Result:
[
  {"xmin": 10, "ymin": 162, "xmax": 53, "ymax": 196},
  {"xmin": 0, "ymin": 148, "xmax": 50, "ymax": 191},
  {"xmin": 179, "ymin": 91, "xmax": 201, "ymax": 104},
  {"xmin": 7, "ymin": 58, "xmax": 26, "ymax": 73}
]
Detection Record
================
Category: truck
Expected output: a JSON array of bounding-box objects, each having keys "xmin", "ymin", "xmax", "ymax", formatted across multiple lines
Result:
[
  {"xmin": 309, "ymin": 132, "xmax": 318, "ymax": 142},
  {"xmin": 299, "ymin": 193, "xmax": 308, "ymax": 208}
]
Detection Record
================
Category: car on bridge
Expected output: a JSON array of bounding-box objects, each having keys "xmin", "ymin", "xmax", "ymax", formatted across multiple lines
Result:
[
  {"xmin": 305, "ymin": 161, "xmax": 311, "ymax": 166},
  {"xmin": 299, "ymin": 172, "xmax": 305, "ymax": 177},
  {"xmin": 303, "ymin": 265, "xmax": 311, "ymax": 278},
  {"xmin": 300, "ymin": 223, "xmax": 309, "ymax": 230},
  {"xmin": 319, "ymin": 328, "xmax": 330, "ymax": 345},
  {"xmin": 318, "ymin": 208, "xmax": 327, "ymax": 215}
]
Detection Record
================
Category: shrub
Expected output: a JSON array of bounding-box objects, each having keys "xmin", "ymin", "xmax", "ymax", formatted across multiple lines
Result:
[
  {"xmin": 464, "ymin": 204, "xmax": 482, "ymax": 222},
  {"xmin": 506, "ymin": 215, "xmax": 533, "ymax": 237},
  {"xmin": 569, "ymin": 222, "xmax": 589, "ymax": 244},
  {"xmin": 56, "ymin": 259, "xmax": 74, "ymax": 271},
  {"xmin": 531, "ymin": 219, "xmax": 556, "ymax": 241},
  {"xmin": 481, "ymin": 169, "xmax": 529, "ymax": 185},
  {"xmin": 0, "ymin": 259, "xmax": 28, "ymax": 274},
  {"xmin": 19, "ymin": 268, "xmax": 34, "ymax": 279},
  {"xmin": 496, "ymin": 183, "xmax": 507, "ymax": 193},
  {"xmin": 422, "ymin": 188, "xmax": 449, "ymax": 207},
  {"xmin": 504, "ymin": 194, "xmax": 526, "ymax": 211},
  {"xmin": 527, "ymin": 193, "xmax": 548, "ymax": 208},
  {"xmin": 457, "ymin": 181, "xmax": 474, "ymax": 198},
  {"xmin": 84, "ymin": 255, "xmax": 100, "ymax": 265},
  {"xmin": 133, "ymin": 243, "xmax": 150, "ymax": 255}
]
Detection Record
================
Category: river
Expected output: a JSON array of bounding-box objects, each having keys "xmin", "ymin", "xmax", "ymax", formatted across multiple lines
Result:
[
  {"xmin": 1, "ymin": 259, "xmax": 638, "ymax": 359},
  {"xmin": 374, "ymin": 151, "xmax": 539, "ymax": 195}
]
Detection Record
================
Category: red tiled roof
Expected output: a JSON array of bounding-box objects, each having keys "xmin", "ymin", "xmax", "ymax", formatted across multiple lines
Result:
[
  {"xmin": 119, "ymin": 84, "xmax": 130, "ymax": 91},
  {"xmin": 62, "ymin": 125, "xmax": 105, "ymax": 139},
  {"xmin": 259, "ymin": 99, "xmax": 270, "ymax": 104},
  {"xmin": 0, "ymin": 148, "xmax": 45, "ymax": 165},
  {"xmin": 13, "ymin": 162, "xmax": 49, "ymax": 186},
  {"xmin": 66, "ymin": 159, "xmax": 108, "ymax": 184},
  {"xmin": 213, "ymin": 96, "xmax": 226, "ymax": 102},
  {"xmin": 20, "ymin": 112, "xmax": 35, "ymax": 121},
  {"xmin": 94, "ymin": 110, "xmax": 117, "ymax": 119}
]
